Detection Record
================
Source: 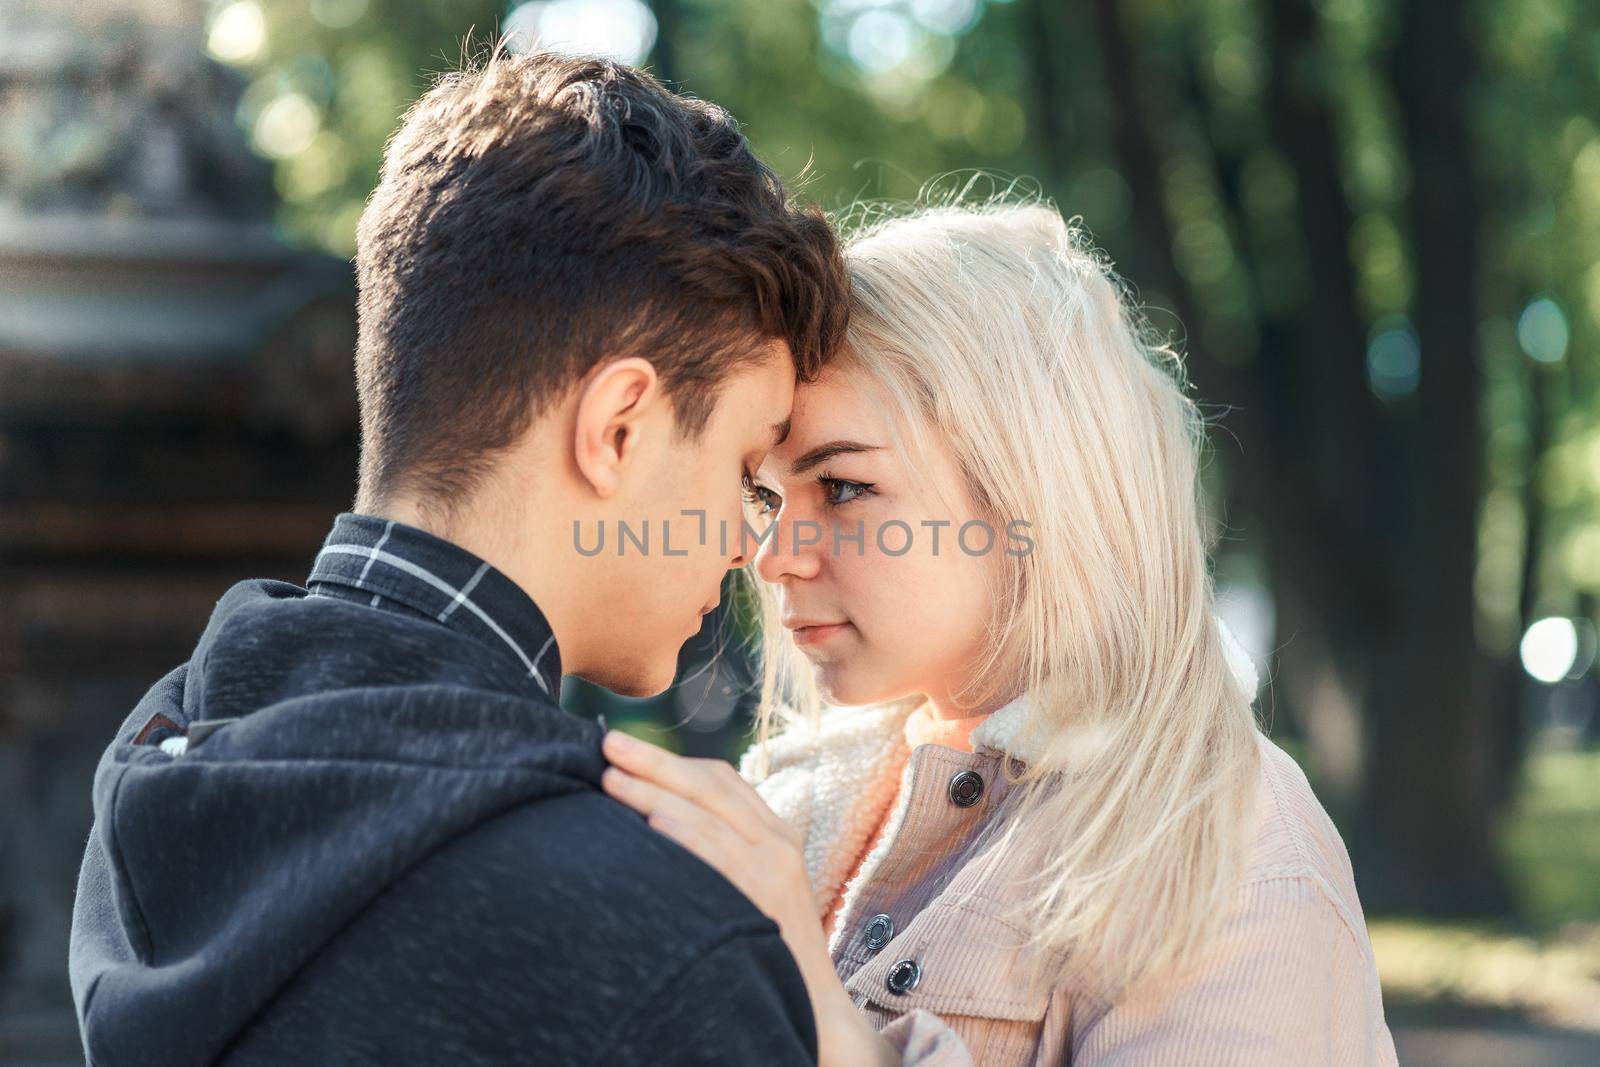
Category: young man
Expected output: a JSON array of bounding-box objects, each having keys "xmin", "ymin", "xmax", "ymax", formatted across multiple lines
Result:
[{"xmin": 68, "ymin": 51, "xmax": 849, "ymax": 1066}]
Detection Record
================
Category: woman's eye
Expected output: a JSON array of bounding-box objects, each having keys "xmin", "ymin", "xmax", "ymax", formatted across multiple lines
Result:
[
  {"xmin": 820, "ymin": 477, "xmax": 873, "ymax": 507},
  {"xmin": 742, "ymin": 474, "xmax": 781, "ymax": 516}
]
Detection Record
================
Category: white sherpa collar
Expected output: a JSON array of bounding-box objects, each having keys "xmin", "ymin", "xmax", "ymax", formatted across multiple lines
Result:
[
  {"xmin": 741, "ymin": 700, "xmax": 917, "ymax": 917},
  {"xmin": 743, "ymin": 615, "xmax": 1259, "ymax": 918}
]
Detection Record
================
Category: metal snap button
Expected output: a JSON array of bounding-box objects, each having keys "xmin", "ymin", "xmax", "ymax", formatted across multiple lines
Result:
[
  {"xmin": 863, "ymin": 913, "xmax": 894, "ymax": 952},
  {"xmin": 885, "ymin": 958, "xmax": 921, "ymax": 995},
  {"xmin": 948, "ymin": 769, "xmax": 985, "ymax": 808}
]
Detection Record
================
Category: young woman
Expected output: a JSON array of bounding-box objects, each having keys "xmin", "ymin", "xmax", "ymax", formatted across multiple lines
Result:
[{"xmin": 600, "ymin": 201, "xmax": 1398, "ymax": 1066}]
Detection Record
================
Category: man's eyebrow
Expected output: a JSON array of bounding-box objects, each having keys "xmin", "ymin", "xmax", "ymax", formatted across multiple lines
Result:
[{"xmin": 789, "ymin": 440, "xmax": 882, "ymax": 476}]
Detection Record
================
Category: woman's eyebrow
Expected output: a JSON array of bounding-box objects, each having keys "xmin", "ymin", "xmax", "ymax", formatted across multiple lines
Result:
[{"xmin": 788, "ymin": 440, "xmax": 883, "ymax": 475}]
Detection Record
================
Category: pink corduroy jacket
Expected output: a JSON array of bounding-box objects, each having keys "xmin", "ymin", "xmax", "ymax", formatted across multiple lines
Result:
[{"xmin": 742, "ymin": 691, "xmax": 1400, "ymax": 1066}]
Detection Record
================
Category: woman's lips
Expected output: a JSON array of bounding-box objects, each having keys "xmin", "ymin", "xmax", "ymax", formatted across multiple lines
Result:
[{"xmin": 791, "ymin": 622, "xmax": 851, "ymax": 647}]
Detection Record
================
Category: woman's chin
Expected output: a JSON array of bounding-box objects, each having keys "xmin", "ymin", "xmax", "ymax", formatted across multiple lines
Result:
[
  {"xmin": 809, "ymin": 664, "xmax": 856, "ymax": 706},
  {"xmin": 811, "ymin": 664, "xmax": 896, "ymax": 709}
]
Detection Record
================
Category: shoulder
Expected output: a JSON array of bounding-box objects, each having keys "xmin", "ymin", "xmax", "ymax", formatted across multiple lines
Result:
[
  {"xmin": 449, "ymin": 786, "xmax": 777, "ymax": 941},
  {"xmin": 329, "ymin": 790, "xmax": 787, "ymax": 1017},
  {"xmin": 238, "ymin": 788, "xmax": 803, "ymax": 1061},
  {"xmin": 1239, "ymin": 733, "xmax": 1371, "ymax": 941},
  {"xmin": 1191, "ymin": 733, "xmax": 1388, "ymax": 1016},
  {"xmin": 1072, "ymin": 737, "xmax": 1384, "ymax": 1004},
  {"xmin": 1070, "ymin": 869, "xmax": 1396, "ymax": 1065},
  {"xmin": 331, "ymin": 786, "xmax": 793, "ymax": 1001},
  {"xmin": 1066, "ymin": 747, "xmax": 1396, "ymax": 1062}
]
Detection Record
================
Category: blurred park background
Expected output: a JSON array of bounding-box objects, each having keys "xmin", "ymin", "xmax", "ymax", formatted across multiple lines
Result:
[{"xmin": 2, "ymin": 0, "xmax": 1598, "ymax": 1063}]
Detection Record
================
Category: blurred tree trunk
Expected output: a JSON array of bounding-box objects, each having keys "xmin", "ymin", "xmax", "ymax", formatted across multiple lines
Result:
[
  {"xmin": 1174, "ymin": 0, "xmax": 1381, "ymax": 807},
  {"xmin": 1086, "ymin": 0, "xmax": 1210, "ymax": 368},
  {"xmin": 1021, "ymin": 0, "xmax": 1072, "ymax": 185},
  {"xmin": 1364, "ymin": 0, "xmax": 1513, "ymax": 912},
  {"xmin": 1086, "ymin": 0, "xmax": 1381, "ymax": 809},
  {"xmin": 648, "ymin": 0, "xmax": 682, "ymax": 85},
  {"xmin": 1072, "ymin": 0, "xmax": 1519, "ymax": 912},
  {"xmin": 1080, "ymin": 0, "xmax": 1274, "ymax": 509},
  {"xmin": 1260, "ymin": 0, "xmax": 1395, "ymax": 785}
]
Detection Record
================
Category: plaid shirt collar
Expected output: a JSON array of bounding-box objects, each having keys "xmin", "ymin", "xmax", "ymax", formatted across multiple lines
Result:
[{"xmin": 305, "ymin": 512, "xmax": 561, "ymax": 700}]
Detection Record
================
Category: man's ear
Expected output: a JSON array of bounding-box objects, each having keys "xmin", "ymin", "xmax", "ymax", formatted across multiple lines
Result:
[{"xmin": 572, "ymin": 357, "xmax": 662, "ymax": 499}]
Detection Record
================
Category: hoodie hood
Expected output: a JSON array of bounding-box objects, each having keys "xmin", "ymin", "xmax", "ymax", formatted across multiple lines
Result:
[{"xmin": 69, "ymin": 578, "xmax": 603, "ymax": 1067}]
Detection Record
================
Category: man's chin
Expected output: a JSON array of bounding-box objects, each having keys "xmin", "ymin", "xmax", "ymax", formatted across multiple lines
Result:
[
  {"xmin": 576, "ymin": 661, "xmax": 676, "ymax": 700},
  {"xmin": 611, "ymin": 676, "xmax": 672, "ymax": 699}
]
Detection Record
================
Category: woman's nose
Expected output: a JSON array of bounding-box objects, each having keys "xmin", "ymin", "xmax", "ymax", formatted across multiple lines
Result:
[{"xmin": 751, "ymin": 514, "xmax": 825, "ymax": 583}]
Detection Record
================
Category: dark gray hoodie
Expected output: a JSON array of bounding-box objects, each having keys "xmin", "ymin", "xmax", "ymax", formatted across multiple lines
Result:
[{"xmin": 67, "ymin": 575, "xmax": 816, "ymax": 1065}]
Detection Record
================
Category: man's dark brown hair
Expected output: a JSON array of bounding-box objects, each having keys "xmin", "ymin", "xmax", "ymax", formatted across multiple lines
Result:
[{"xmin": 352, "ymin": 47, "xmax": 849, "ymax": 510}]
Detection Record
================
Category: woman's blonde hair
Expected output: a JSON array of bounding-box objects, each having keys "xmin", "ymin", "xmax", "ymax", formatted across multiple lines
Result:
[{"xmin": 742, "ymin": 193, "xmax": 1263, "ymax": 995}]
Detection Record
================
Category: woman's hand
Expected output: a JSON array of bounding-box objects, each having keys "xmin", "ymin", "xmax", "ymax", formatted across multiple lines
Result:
[{"xmin": 600, "ymin": 729, "xmax": 898, "ymax": 1067}]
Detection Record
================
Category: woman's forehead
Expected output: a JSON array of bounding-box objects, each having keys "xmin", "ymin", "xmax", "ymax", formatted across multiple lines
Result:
[{"xmin": 784, "ymin": 366, "xmax": 888, "ymax": 445}]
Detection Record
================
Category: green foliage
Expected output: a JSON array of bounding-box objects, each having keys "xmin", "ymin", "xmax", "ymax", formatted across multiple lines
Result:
[
  {"xmin": 1500, "ymin": 750, "xmax": 1600, "ymax": 927},
  {"xmin": 611, "ymin": 714, "xmax": 683, "ymax": 752},
  {"xmin": 211, "ymin": 0, "xmax": 505, "ymax": 254}
]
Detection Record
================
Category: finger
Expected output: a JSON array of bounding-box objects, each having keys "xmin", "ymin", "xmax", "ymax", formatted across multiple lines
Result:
[
  {"xmin": 600, "ymin": 763, "xmax": 749, "ymax": 843},
  {"xmin": 601, "ymin": 766, "xmax": 750, "ymax": 877},
  {"xmin": 697, "ymin": 757, "xmax": 795, "ymax": 838},
  {"xmin": 601, "ymin": 731, "xmax": 779, "ymax": 839}
]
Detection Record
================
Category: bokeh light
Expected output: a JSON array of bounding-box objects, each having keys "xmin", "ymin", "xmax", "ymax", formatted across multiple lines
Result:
[
  {"xmin": 1521, "ymin": 617, "xmax": 1580, "ymax": 683},
  {"xmin": 847, "ymin": 8, "xmax": 919, "ymax": 73},
  {"xmin": 817, "ymin": 0, "xmax": 997, "ymax": 86},
  {"xmin": 1367, "ymin": 315, "xmax": 1421, "ymax": 400},
  {"xmin": 1518, "ymin": 297, "xmax": 1570, "ymax": 363},
  {"xmin": 504, "ymin": 0, "xmax": 659, "ymax": 65},
  {"xmin": 910, "ymin": 0, "xmax": 982, "ymax": 36},
  {"xmin": 253, "ymin": 91, "xmax": 322, "ymax": 159},
  {"xmin": 206, "ymin": 0, "xmax": 267, "ymax": 65},
  {"xmin": 309, "ymin": 0, "xmax": 369, "ymax": 30}
]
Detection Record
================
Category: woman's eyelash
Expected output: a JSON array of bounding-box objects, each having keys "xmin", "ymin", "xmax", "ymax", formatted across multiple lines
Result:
[
  {"xmin": 816, "ymin": 472, "xmax": 875, "ymax": 507},
  {"xmin": 741, "ymin": 471, "xmax": 875, "ymax": 514}
]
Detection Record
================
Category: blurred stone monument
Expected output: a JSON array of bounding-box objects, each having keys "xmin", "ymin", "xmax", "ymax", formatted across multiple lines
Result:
[{"xmin": 0, "ymin": 1, "xmax": 358, "ymax": 1059}]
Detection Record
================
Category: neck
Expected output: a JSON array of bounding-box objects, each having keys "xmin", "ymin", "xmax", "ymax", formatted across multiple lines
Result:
[
  {"xmin": 919, "ymin": 680, "xmax": 1023, "ymax": 722},
  {"xmin": 370, "ymin": 488, "xmax": 584, "ymax": 678}
]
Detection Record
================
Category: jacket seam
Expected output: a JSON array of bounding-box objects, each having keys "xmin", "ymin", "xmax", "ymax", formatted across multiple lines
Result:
[
  {"xmin": 78, "ymin": 970, "xmax": 105, "ymax": 1066},
  {"xmin": 102, "ymin": 761, "xmax": 155, "ymax": 963},
  {"xmin": 1259, "ymin": 746, "xmax": 1319, "ymax": 880},
  {"xmin": 1233, "ymin": 871, "xmax": 1368, "ymax": 950},
  {"xmin": 1253, "ymin": 750, "xmax": 1371, "ymax": 937}
]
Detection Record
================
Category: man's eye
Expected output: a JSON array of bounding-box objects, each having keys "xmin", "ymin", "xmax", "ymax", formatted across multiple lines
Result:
[
  {"xmin": 742, "ymin": 474, "xmax": 781, "ymax": 516},
  {"xmin": 820, "ymin": 477, "xmax": 873, "ymax": 507}
]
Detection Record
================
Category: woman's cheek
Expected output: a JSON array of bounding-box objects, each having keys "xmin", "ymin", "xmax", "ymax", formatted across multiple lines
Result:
[{"xmin": 844, "ymin": 557, "xmax": 931, "ymax": 680}]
